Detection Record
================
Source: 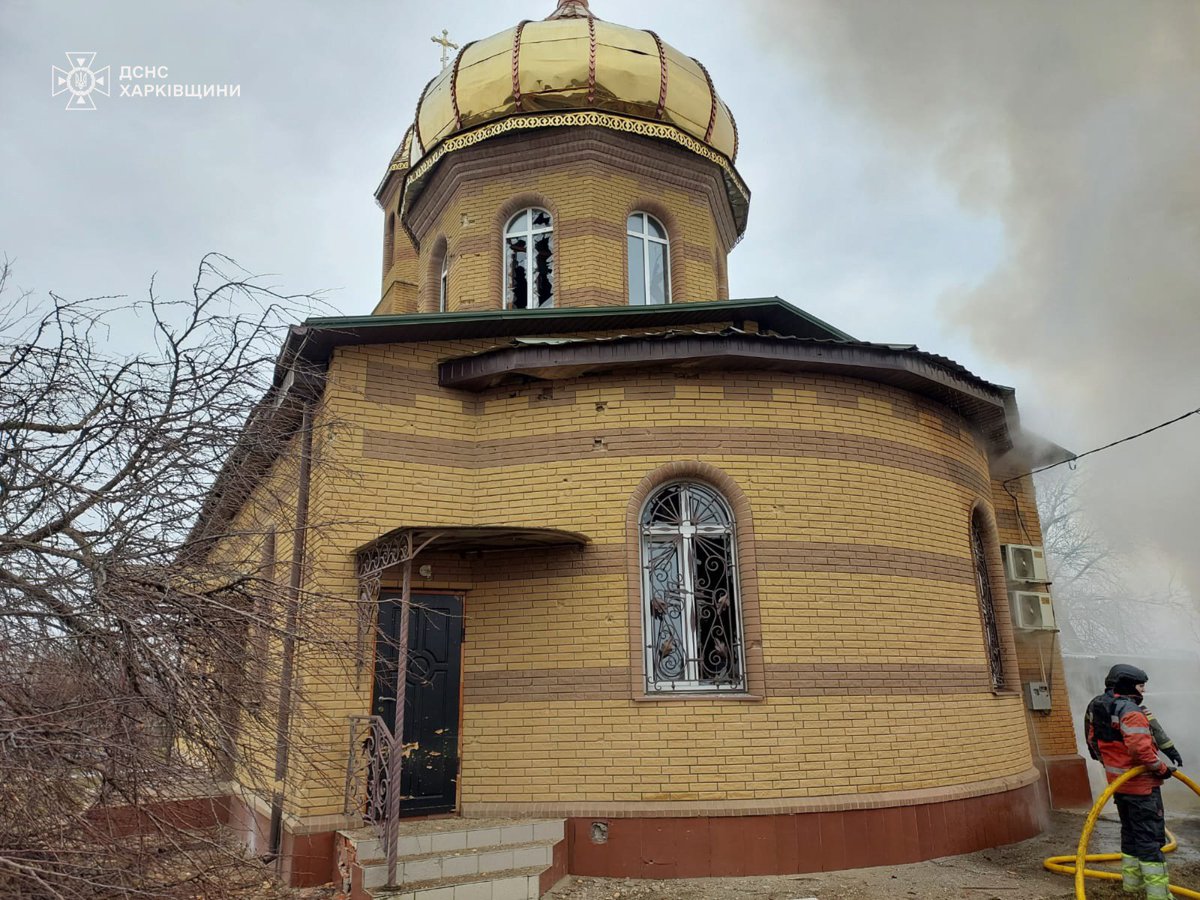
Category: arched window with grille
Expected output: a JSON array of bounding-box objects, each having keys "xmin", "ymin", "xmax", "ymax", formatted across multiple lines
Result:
[
  {"xmin": 627, "ymin": 212, "xmax": 670, "ymax": 305},
  {"xmin": 504, "ymin": 208, "xmax": 554, "ymax": 309},
  {"xmin": 640, "ymin": 482, "xmax": 744, "ymax": 692},
  {"xmin": 970, "ymin": 510, "xmax": 1005, "ymax": 690}
]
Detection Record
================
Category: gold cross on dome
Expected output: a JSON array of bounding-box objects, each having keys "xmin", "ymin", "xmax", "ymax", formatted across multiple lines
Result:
[{"xmin": 431, "ymin": 29, "xmax": 459, "ymax": 70}]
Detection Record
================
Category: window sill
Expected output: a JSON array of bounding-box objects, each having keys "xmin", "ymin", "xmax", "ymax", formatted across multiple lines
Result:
[
  {"xmin": 993, "ymin": 689, "xmax": 1021, "ymax": 699},
  {"xmin": 635, "ymin": 692, "xmax": 764, "ymax": 703}
]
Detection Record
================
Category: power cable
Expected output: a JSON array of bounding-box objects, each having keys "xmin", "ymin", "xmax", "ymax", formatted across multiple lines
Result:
[
  {"xmin": 1001, "ymin": 403, "xmax": 1200, "ymax": 546},
  {"xmin": 1004, "ymin": 404, "xmax": 1200, "ymax": 488}
]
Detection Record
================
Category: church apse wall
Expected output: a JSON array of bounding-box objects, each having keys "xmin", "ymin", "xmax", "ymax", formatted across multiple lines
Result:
[{"xmin": 277, "ymin": 336, "xmax": 1057, "ymax": 824}]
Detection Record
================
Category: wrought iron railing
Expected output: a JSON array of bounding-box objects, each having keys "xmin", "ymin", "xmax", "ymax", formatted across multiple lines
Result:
[
  {"xmin": 344, "ymin": 714, "xmax": 392, "ymax": 830},
  {"xmin": 345, "ymin": 714, "xmax": 411, "ymax": 886}
]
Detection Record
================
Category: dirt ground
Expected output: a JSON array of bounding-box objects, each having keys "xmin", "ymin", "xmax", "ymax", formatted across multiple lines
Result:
[{"xmin": 544, "ymin": 811, "xmax": 1200, "ymax": 900}]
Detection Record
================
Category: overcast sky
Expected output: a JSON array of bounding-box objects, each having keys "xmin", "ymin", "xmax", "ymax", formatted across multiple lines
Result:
[{"xmin": 2, "ymin": 1, "xmax": 1197, "ymax": 604}]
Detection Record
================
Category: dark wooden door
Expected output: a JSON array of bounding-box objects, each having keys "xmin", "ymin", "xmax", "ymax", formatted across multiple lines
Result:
[{"xmin": 372, "ymin": 593, "xmax": 463, "ymax": 817}]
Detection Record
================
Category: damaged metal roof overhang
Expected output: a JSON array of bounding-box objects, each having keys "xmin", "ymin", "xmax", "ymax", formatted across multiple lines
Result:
[
  {"xmin": 279, "ymin": 298, "xmax": 1021, "ymax": 449},
  {"xmin": 187, "ymin": 299, "xmax": 1043, "ymax": 556},
  {"xmin": 439, "ymin": 329, "xmax": 1021, "ymax": 451}
]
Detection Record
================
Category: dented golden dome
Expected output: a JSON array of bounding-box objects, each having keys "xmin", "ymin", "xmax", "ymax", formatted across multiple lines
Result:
[{"xmin": 384, "ymin": 0, "xmax": 749, "ymax": 237}]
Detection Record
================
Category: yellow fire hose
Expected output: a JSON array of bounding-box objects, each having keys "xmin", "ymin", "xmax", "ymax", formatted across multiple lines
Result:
[{"xmin": 1043, "ymin": 766, "xmax": 1200, "ymax": 898}]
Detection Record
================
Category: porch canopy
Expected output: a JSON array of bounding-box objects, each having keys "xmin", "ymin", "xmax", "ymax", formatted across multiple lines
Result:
[
  {"xmin": 354, "ymin": 524, "xmax": 590, "ymax": 667},
  {"xmin": 357, "ymin": 524, "xmax": 590, "ymax": 560}
]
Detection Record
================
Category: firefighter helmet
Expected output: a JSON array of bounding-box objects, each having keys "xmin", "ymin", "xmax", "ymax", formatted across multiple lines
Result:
[{"xmin": 1105, "ymin": 663, "xmax": 1149, "ymax": 688}]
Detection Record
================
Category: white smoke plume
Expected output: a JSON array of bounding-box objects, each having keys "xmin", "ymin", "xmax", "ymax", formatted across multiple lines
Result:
[{"xmin": 756, "ymin": 0, "xmax": 1200, "ymax": 604}]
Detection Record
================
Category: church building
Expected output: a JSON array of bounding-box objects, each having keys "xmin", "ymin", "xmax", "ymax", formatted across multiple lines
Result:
[{"xmin": 196, "ymin": 1, "xmax": 1093, "ymax": 895}]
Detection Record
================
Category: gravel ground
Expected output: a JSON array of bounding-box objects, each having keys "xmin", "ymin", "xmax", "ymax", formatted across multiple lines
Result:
[{"xmin": 546, "ymin": 811, "xmax": 1200, "ymax": 900}]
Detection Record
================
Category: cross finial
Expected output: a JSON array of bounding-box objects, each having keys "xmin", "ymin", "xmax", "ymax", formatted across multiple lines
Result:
[
  {"xmin": 431, "ymin": 29, "xmax": 459, "ymax": 70},
  {"xmin": 547, "ymin": 0, "xmax": 591, "ymax": 18}
]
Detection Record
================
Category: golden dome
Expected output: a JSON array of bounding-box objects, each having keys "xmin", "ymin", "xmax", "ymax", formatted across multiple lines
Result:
[
  {"xmin": 385, "ymin": 0, "xmax": 749, "ymax": 236},
  {"xmin": 415, "ymin": 1, "xmax": 738, "ymax": 162}
]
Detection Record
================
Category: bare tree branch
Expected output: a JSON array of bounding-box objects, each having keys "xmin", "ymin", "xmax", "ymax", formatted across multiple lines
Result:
[{"xmin": 0, "ymin": 254, "xmax": 334, "ymax": 899}]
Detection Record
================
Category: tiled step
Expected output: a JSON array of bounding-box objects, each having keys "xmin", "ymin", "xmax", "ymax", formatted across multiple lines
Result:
[
  {"xmin": 342, "ymin": 818, "xmax": 565, "ymax": 900},
  {"xmin": 360, "ymin": 841, "xmax": 552, "ymax": 889},
  {"xmin": 369, "ymin": 865, "xmax": 545, "ymax": 900},
  {"xmin": 353, "ymin": 819, "xmax": 564, "ymax": 862}
]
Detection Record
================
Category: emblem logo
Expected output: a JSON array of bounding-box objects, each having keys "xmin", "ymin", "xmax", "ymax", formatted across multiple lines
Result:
[{"xmin": 51, "ymin": 52, "xmax": 110, "ymax": 111}]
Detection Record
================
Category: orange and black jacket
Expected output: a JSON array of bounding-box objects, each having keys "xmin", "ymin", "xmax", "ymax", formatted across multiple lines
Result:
[{"xmin": 1085, "ymin": 689, "xmax": 1169, "ymax": 795}]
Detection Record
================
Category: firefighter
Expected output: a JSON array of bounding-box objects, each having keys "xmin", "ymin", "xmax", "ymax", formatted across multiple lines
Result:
[
  {"xmin": 1103, "ymin": 668, "xmax": 1184, "ymax": 770},
  {"xmin": 1085, "ymin": 664, "xmax": 1177, "ymax": 898}
]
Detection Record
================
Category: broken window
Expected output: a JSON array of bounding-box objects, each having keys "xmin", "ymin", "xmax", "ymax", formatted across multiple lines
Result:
[
  {"xmin": 627, "ymin": 212, "xmax": 670, "ymax": 305},
  {"xmin": 504, "ymin": 208, "xmax": 554, "ymax": 309},
  {"xmin": 640, "ymin": 482, "xmax": 744, "ymax": 693}
]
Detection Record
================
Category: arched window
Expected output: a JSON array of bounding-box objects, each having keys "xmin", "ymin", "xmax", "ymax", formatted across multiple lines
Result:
[
  {"xmin": 504, "ymin": 208, "xmax": 554, "ymax": 309},
  {"xmin": 627, "ymin": 212, "xmax": 670, "ymax": 305},
  {"xmin": 384, "ymin": 213, "xmax": 395, "ymax": 274},
  {"xmin": 970, "ymin": 511, "xmax": 1005, "ymax": 690},
  {"xmin": 439, "ymin": 251, "xmax": 449, "ymax": 312},
  {"xmin": 640, "ymin": 482, "xmax": 744, "ymax": 692}
]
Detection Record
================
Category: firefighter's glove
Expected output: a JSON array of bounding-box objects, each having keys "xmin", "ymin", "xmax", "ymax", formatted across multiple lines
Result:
[
  {"xmin": 1160, "ymin": 763, "xmax": 1177, "ymax": 778},
  {"xmin": 1164, "ymin": 747, "xmax": 1183, "ymax": 767}
]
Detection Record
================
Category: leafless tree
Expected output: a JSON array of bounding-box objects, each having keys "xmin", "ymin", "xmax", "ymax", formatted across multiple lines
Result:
[
  {"xmin": 0, "ymin": 255, "xmax": 324, "ymax": 899},
  {"xmin": 1036, "ymin": 468, "xmax": 1199, "ymax": 655}
]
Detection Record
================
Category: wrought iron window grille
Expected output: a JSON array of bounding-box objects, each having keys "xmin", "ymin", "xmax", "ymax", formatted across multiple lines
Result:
[
  {"xmin": 971, "ymin": 516, "xmax": 1005, "ymax": 691},
  {"xmin": 640, "ymin": 482, "xmax": 746, "ymax": 693}
]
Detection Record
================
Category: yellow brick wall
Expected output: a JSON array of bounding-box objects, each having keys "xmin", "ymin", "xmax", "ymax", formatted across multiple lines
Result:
[
  {"xmin": 377, "ymin": 130, "xmax": 734, "ymax": 314},
  {"xmin": 989, "ymin": 476, "xmax": 1079, "ymax": 758},
  {"xmin": 204, "ymin": 426, "xmax": 307, "ymax": 807},
  {"xmin": 275, "ymin": 338, "xmax": 1043, "ymax": 819}
]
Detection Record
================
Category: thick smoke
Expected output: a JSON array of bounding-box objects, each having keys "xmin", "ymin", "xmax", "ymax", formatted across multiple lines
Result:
[{"xmin": 757, "ymin": 0, "xmax": 1200, "ymax": 603}]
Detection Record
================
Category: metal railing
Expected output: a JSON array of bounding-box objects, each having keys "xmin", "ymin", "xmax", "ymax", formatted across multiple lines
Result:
[{"xmin": 344, "ymin": 714, "xmax": 392, "ymax": 830}]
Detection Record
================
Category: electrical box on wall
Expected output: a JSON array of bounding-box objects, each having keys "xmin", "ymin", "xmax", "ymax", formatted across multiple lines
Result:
[
  {"xmin": 1002, "ymin": 544, "xmax": 1049, "ymax": 583},
  {"xmin": 1024, "ymin": 680, "xmax": 1052, "ymax": 711},
  {"xmin": 1011, "ymin": 591, "xmax": 1057, "ymax": 630}
]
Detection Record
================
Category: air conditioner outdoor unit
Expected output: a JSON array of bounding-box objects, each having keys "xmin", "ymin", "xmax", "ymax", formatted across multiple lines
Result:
[
  {"xmin": 1011, "ymin": 591, "xmax": 1057, "ymax": 630},
  {"xmin": 1002, "ymin": 544, "xmax": 1049, "ymax": 583}
]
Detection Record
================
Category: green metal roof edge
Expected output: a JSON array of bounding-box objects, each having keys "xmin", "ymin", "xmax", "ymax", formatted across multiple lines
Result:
[{"xmin": 301, "ymin": 297, "xmax": 858, "ymax": 342}]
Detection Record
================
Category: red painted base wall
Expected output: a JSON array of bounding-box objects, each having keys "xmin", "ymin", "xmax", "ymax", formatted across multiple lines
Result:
[
  {"xmin": 567, "ymin": 781, "xmax": 1047, "ymax": 879},
  {"xmin": 217, "ymin": 773, "xmax": 1057, "ymax": 890},
  {"xmin": 224, "ymin": 795, "xmax": 338, "ymax": 888},
  {"xmin": 1044, "ymin": 754, "xmax": 1094, "ymax": 810}
]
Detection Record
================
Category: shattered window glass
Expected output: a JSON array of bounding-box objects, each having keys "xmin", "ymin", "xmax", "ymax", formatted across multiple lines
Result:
[{"xmin": 504, "ymin": 208, "xmax": 554, "ymax": 309}]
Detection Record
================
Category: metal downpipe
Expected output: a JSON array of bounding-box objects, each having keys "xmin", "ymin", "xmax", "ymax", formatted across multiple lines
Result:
[{"xmin": 268, "ymin": 402, "xmax": 314, "ymax": 864}]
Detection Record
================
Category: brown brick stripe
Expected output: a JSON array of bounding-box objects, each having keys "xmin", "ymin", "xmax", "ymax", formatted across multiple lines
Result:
[
  {"xmin": 755, "ymin": 541, "xmax": 973, "ymax": 584},
  {"xmin": 622, "ymin": 384, "xmax": 677, "ymax": 401},
  {"xmin": 764, "ymin": 661, "xmax": 992, "ymax": 694},
  {"xmin": 363, "ymin": 362, "xmax": 436, "ymax": 406},
  {"xmin": 463, "ymin": 661, "xmax": 991, "ymax": 703},
  {"xmin": 446, "ymin": 542, "xmax": 970, "ymax": 583},
  {"xmin": 994, "ymin": 505, "xmax": 1022, "ymax": 537},
  {"xmin": 361, "ymin": 425, "xmax": 989, "ymax": 495},
  {"xmin": 464, "ymin": 666, "xmax": 629, "ymax": 702},
  {"xmin": 405, "ymin": 127, "xmax": 738, "ymax": 252}
]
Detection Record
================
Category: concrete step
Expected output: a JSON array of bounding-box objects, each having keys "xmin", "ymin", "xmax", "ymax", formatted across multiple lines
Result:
[
  {"xmin": 360, "ymin": 841, "xmax": 553, "ymax": 890},
  {"xmin": 369, "ymin": 865, "xmax": 545, "ymax": 900},
  {"xmin": 351, "ymin": 819, "xmax": 564, "ymax": 861}
]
